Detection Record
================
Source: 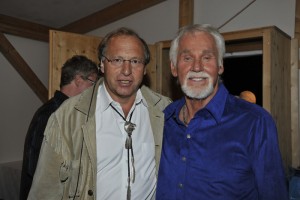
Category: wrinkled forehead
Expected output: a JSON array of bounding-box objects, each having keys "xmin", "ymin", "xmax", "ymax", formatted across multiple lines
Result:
[
  {"xmin": 178, "ymin": 32, "xmax": 218, "ymax": 52},
  {"xmin": 106, "ymin": 35, "xmax": 144, "ymax": 54}
]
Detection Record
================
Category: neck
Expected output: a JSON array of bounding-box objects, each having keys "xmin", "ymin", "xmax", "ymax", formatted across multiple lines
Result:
[
  {"xmin": 104, "ymin": 83, "xmax": 137, "ymax": 118},
  {"xmin": 182, "ymin": 104, "xmax": 189, "ymax": 125},
  {"xmin": 182, "ymin": 98, "xmax": 205, "ymax": 125}
]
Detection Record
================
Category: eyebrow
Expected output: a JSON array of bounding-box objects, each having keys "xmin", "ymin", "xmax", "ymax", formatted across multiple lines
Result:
[
  {"xmin": 179, "ymin": 49, "xmax": 216, "ymax": 55},
  {"xmin": 109, "ymin": 55, "xmax": 144, "ymax": 60}
]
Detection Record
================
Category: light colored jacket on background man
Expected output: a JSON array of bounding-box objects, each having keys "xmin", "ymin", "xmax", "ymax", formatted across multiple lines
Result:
[{"xmin": 28, "ymin": 79, "xmax": 171, "ymax": 200}]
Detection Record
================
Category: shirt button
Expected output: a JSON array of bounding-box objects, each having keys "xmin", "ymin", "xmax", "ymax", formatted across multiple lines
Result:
[
  {"xmin": 182, "ymin": 156, "xmax": 186, "ymax": 161},
  {"xmin": 88, "ymin": 190, "xmax": 93, "ymax": 196},
  {"xmin": 178, "ymin": 183, "xmax": 184, "ymax": 188},
  {"xmin": 187, "ymin": 134, "xmax": 191, "ymax": 139}
]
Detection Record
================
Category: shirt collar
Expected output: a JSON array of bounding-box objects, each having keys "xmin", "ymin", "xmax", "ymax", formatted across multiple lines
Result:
[
  {"xmin": 136, "ymin": 89, "xmax": 148, "ymax": 107},
  {"xmin": 204, "ymin": 83, "xmax": 228, "ymax": 123},
  {"xmin": 54, "ymin": 90, "xmax": 69, "ymax": 101},
  {"xmin": 98, "ymin": 83, "xmax": 147, "ymax": 112},
  {"xmin": 164, "ymin": 83, "xmax": 228, "ymax": 124}
]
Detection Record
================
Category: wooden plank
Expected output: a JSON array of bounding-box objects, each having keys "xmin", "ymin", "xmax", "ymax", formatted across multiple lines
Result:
[
  {"xmin": 222, "ymin": 26, "xmax": 290, "ymax": 42},
  {"xmin": 262, "ymin": 28, "xmax": 272, "ymax": 113},
  {"xmin": 225, "ymin": 41, "xmax": 262, "ymax": 53},
  {"xmin": 0, "ymin": 14, "xmax": 51, "ymax": 42},
  {"xmin": 0, "ymin": 32, "xmax": 48, "ymax": 102},
  {"xmin": 268, "ymin": 28, "xmax": 292, "ymax": 171},
  {"xmin": 155, "ymin": 41, "xmax": 183, "ymax": 100},
  {"xmin": 146, "ymin": 44, "xmax": 158, "ymax": 91},
  {"xmin": 290, "ymin": 38, "xmax": 300, "ymax": 168},
  {"xmin": 179, "ymin": 0, "xmax": 194, "ymax": 28},
  {"xmin": 154, "ymin": 40, "xmax": 172, "ymax": 99},
  {"xmin": 223, "ymin": 28, "xmax": 264, "ymax": 41},
  {"xmin": 295, "ymin": 0, "xmax": 300, "ymax": 47},
  {"xmin": 49, "ymin": 30, "xmax": 102, "ymax": 98},
  {"xmin": 60, "ymin": 0, "xmax": 166, "ymax": 33},
  {"xmin": 155, "ymin": 42, "xmax": 164, "ymax": 95}
]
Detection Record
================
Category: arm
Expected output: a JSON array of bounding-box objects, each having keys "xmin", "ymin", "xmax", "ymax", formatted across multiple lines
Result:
[
  {"xmin": 20, "ymin": 113, "xmax": 48, "ymax": 199},
  {"xmin": 252, "ymin": 115, "xmax": 288, "ymax": 200},
  {"xmin": 27, "ymin": 114, "xmax": 65, "ymax": 200}
]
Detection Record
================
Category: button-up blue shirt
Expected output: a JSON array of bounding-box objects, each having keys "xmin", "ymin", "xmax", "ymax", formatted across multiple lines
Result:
[{"xmin": 157, "ymin": 84, "xmax": 288, "ymax": 200}]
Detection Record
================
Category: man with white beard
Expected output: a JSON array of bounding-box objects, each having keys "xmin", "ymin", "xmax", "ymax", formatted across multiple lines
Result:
[{"xmin": 156, "ymin": 24, "xmax": 288, "ymax": 200}]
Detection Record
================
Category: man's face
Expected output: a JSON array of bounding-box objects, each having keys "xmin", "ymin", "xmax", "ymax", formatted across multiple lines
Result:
[
  {"xmin": 171, "ymin": 32, "xmax": 223, "ymax": 100},
  {"xmin": 100, "ymin": 35, "xmax": 146, "ymax": 102}
]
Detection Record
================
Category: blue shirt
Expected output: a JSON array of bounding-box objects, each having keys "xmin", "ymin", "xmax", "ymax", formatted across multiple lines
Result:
[{"xmin": 157, "ymin": 84, "xmax": 288, "ymax": 200}]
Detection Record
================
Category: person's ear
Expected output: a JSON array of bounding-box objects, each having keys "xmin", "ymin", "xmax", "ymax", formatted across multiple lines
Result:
[
  {"xmin": 170, "ymin": 61, "xmax": 178, "ymax": 77},
  {"xmin": 100, "ymin": 60, "xmax": 105, "ymax": 73},
  {"xmin": 218, "ymin": 65, "xmax": 224, "ymax": 75},
  {"xmin": 74, "ymin": 74, "xmax": 83, "ymax": 87}
]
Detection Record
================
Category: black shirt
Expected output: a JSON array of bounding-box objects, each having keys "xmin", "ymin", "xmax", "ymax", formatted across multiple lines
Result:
[{"xmin": 19, "ymin": 90, "xmax": 68, "ymax": 200}]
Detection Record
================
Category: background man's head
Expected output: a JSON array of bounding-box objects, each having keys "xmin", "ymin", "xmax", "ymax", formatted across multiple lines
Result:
[{"xmin": 60, "ymin": 55, "xmax": 99, "ymax": 96}]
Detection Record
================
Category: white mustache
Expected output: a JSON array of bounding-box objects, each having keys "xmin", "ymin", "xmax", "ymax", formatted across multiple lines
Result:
[{"xmin": 186, "ymin": 71, "xmax": 210, "ymax": 79}]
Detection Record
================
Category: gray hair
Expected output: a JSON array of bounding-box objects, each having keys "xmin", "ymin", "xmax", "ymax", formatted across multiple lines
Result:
[
  {"xmin": 169, "ymin": 24, "xmax": 225, "ymax": 67},
  {"xmin": 60, "ymin": 55, "xmax": 98, "ymax": 88}
]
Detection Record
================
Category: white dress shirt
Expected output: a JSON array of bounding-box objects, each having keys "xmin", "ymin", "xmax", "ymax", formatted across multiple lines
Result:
[{"xmin": 95, "ymin": 84, "xmax": 156, "ymax": 200}]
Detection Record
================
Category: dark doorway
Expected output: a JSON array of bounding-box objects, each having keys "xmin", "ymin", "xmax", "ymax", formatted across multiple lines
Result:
[{"xmin": 222, "ymin": 54, "xmax": 263, "ymax": 106}]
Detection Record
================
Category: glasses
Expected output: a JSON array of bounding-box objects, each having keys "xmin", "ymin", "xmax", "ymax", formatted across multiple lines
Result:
[
  {"xmin": 81, "ymin": 76, "xmax": 96, "ymax": 85},
  {"xmin": 86, "ymin": 78, "xmax": 96, "ymax": 85},
  {"xmin": 102, "ymin": 55, "xmax": 145, "ymax": 68}
]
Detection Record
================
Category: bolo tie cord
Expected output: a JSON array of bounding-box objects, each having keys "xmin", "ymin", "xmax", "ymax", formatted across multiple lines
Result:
[{"xmin": 110, "ymin": 104, "xmax": 136, "ymax": 200}]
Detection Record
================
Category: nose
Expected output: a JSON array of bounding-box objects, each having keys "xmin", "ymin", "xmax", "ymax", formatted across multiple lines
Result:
[
  {"xmin": 121, "ymin": 61, "xmax": 132, "ymax": 75},
  {"xmin": 191, "ymin": 59, "xmax": 204, "ymax": 72}
]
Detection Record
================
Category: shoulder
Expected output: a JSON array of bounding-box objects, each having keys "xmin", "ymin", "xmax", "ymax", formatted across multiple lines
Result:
[
  {"xmin": 227, "ymin": 94, "xmax": 275, "ymax": 123},
  {"xmin": 31, "ymin": 96, "xmax": 62, "ymax": 119},
  {"xmin": 141, "ymin": 85, "xmax": 172, "ymax": 108},
  {"xmin": 163, "ymin": 98, "xmax": 183, "ymax": 120}
]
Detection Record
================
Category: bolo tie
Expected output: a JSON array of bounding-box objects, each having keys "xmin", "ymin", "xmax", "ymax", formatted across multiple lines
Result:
[{"xmin": 110, "ymin": 104, "xmax": 136, "ymax": 200}]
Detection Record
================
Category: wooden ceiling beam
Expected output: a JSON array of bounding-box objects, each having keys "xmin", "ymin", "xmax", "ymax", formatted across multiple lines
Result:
[
  {"xmin": 295, "ymin": 0, "xmax": 300, "ymax": 45},
  {"xmin": 0, "ymin": 32, "xmax": 48, "ymax": 103},
  {"xmin": 0, "ymin": 14, "xmax": 52, "ymax": 42},
  {"xmin": 179, "ymin": 0, "xmax": 194, "ymax": 28},
  {"xmin": 60, "ymin": 0, "xmax": 166, "ymax": 33}
]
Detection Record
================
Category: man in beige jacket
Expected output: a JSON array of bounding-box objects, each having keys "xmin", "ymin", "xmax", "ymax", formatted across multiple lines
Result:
[{"xmin": 28, "ymin": 27, "xmax": 171, "ymax": 200}]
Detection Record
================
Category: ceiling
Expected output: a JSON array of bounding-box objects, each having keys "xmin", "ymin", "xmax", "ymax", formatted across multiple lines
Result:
[
  {"xmin": 0, "ymin": 0, "xmax": 166, "ymax": 41},
  {"xmin": 0, "ymin": 0, "xmax": 121, "ymax": 28}
]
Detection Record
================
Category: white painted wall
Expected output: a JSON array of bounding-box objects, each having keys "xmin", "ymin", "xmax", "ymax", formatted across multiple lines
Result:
[
  {"xmin": 0, "ymin": 35, "xmax": 48, "ymax": 162},
  {"xmin": 195, "ymin": 0, "xmax": 295, "ymax": 37},
  {"xmin": 0, "ymin": 0, "xmax": 296, "ymax": 163},
  {"xmin": 88, "ymin": 0, "xmax": 179, "ymax": 44}
]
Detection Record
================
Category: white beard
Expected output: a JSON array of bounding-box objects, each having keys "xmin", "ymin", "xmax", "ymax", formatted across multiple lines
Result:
[{"xmin": 181, "ymin": 71, "xmax": 214, "ymax": 99}]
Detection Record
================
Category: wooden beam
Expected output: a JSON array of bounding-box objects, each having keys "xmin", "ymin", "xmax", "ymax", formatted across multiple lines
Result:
[
  {"xmin": 0, "ymin": 14, "xmax": 51, "ymax": 42},
  {"xmin": 0, "ymin": 0, "xmax": 166, "ymax": 40},
  {"xmin": 295, "ymin": 0, "xmax": 300, "ymax": 46},
  {"xmin": 179, "ymin": 0, "xmax": 194, "ymax": 28},
  {"xmin": 60, "ymin": 0, "xmax": 166, "ymax": 33},
  {"xmin": 0, "ymin": 32, "xmax": 48, "ymax": 103}
]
